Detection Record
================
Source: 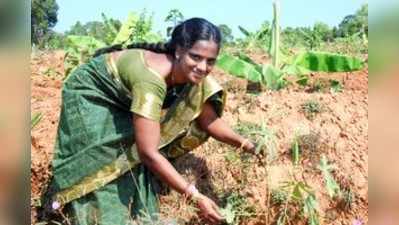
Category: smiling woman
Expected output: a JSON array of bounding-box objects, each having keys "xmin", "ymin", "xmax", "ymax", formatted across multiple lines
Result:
[{"xmin": 41, "ymin": 17, "xmax": 257, "ymax": 225}]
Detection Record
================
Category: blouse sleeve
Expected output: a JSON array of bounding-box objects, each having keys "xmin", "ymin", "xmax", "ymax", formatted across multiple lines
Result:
[{"xmin": 130, "ymin": 80, "xmax": 166, "ymax": 122}]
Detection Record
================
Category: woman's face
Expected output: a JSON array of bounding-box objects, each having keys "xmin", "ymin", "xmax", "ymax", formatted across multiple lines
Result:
[{"xmin": 176, "ymin": 40, "xmax": 219, "ymax": 84}]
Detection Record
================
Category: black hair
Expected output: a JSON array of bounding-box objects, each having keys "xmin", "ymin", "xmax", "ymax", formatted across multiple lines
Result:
[{"xmin": 93, "ymin": 17, "xmax": 222, "ymax": 57}]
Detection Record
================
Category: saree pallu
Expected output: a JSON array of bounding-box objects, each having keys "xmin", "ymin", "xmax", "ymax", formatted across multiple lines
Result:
[{"xmin": 43, "ymin": 55, "xmax": 226, "ymax": 225}]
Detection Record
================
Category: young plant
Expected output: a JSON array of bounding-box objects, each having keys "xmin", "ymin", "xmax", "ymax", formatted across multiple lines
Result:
[
  {"xmin": 271, "ymin": 189, "xmax": 288, "ymax": 205},
  {"xmin": 301, "ymin": 100, "xmax": 324, "ymax": 120},
  {"xmin": 276, "ymin": 181, "xmax": 320, "ymax": 225},
  {"xmin": 219, "ymin": 192, "xmax": 256, "ymax": 225},
  {"xmin": 318, "ymin": 155, "xmax": 341, "ymax": 199},
  {"xmin": 291, "ymin": 136, "xmax": 301, "ymax": 165},
  {"xmin": 234, "ymin": 120, "xmax": 278, "ymax": 163},
  {"xmin": 330, "ymin": 79, "xmax": 343, "ymax": 93},
  {"xmin": 31, "ymin": 112, "xmax": 43, "ymax": 130}
]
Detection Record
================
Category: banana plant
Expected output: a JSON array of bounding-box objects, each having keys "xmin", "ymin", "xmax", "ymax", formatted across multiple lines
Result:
[
  {"xmin": 237, "ymin": 23, "xmax": 270, "ymax": 51},
  {"xmin": 216, "ymin": 0, "xmax": 365, "ymax": 91}
]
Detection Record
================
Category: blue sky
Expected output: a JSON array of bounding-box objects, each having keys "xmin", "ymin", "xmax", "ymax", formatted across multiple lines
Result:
[{"xmin": 54, "ymin": 0, "xmax": 367, "ymax": 38}]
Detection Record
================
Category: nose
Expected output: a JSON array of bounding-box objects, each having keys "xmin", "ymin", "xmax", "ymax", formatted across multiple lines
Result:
[{"xmin": 196, "ymin": 60, "xmax": 207, "ymax": 73}]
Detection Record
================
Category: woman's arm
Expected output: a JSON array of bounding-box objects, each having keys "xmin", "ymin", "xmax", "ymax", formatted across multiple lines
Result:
[
  {"xmin": 196, "ymin": 102, "xmax": 255, "ymax": 152},
  {"xmin": 133, "ymin": 114, "xmax": 190, "ymax": 194},
  {"xmin": 133, "ymin": 114, "xmax": 223, "ymax": 224}
]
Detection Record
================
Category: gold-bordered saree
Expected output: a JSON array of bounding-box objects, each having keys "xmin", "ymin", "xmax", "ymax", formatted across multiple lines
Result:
[{"xmin": 44, "ymin": 54, "xmax": 226, "ymax": 224}]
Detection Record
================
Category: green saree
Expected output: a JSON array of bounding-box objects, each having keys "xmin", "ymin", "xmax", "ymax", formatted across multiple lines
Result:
[{"xmin": 44, "ymin": 52, "xmax": 225, "ymax": 225}]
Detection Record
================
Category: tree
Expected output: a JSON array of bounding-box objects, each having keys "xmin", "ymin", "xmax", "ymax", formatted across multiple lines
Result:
[
  {"xmin": 65, "ymin": 18, "xmax": 122, "ymax": 45},
  {"xmin": 164, "ymin": 9, "xmax": 184, "ymax": 36},
  {"xmin": 313, "ymin": 22, "xmax": 333, "ymax": 42},
  {"xmin": 337, "ymin": 4, "xmax": 368, "ymax": 37},
  {"xmin": 218, "ymin": 24, "xmax": 234, "ymax": 44},
  {"xmin": 31, "ymin": 0, "xmax": 59, "ymax": 46}
]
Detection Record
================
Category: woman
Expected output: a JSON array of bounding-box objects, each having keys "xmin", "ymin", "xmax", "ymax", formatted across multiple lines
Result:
[{"xmin": 45, "ymin": 18, "xmax": 256, "ymax": 225}]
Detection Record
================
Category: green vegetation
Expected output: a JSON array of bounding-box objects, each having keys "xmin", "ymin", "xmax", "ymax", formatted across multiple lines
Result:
[
  {"xmin": 234, "ymin": 120, "xmax": 277, "ymax": 162},
  {"xmin": 301, "ymin": 100, "xmax": 325, "ymax": 120},
  {"xmin": 219, "ymin": 192, "xmax": 256, "ymax": 225},
  {"xmin": 63, "ymin": 11, "xmax": 163, "ymax": 76},
  {"xmin": 215, "ymin": 2, "xmax": 366, "ymax": 92},
  {"xmin": 164, "ymin": 9, "xmax": 184, "ymax": 36},
  {"xmin": 31, "ymin": 112, "xmax": 43, "ymax": 130},
  {"xmin": 31, "ymin": 2, "xmax": 366, "ymax": 224},
  {"xmin": 275, "ymin": 181, "xmax": 320, "ymax": 225},
  {"xmin": 31, "ymin": 0, "xmax": 59, "ymax": 48}
]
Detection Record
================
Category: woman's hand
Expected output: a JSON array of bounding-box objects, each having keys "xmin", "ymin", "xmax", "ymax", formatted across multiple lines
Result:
[
  {"xmin": 196, "ymin": 194, "xmax": 223, "ymax": 224},
  {"xmin": 241, "ymin": 139, "xmax": 257, "ymax": 154}
]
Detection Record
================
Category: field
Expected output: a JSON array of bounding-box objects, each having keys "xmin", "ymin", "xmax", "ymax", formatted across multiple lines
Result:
[{"xmin": 31, "ymin": 49, "xmax": 368, "ymax": 225}]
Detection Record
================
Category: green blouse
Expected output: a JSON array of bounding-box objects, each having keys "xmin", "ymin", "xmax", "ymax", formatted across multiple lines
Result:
[{"xmin": 106, "ymin": 49, "xmax": 167, "ymax": 122}]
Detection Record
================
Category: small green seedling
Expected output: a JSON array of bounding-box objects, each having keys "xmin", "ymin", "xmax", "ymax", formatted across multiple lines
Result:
[
  {"xmin": 330, "ymin": 79, "xmax": 343, "ymax": 93},
  {"xmin": 31, "ymin": 112, "xmax": 43, "ymax": 130},
  {"xmin": 318, "ymin": 155, "xmax": 341, "ymax": 198},
  {"xmin": 301, "ymin": 100, "xmax": 324, "ymax": 120}
]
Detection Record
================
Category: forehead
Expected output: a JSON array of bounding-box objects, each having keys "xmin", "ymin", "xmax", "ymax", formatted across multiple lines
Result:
[{"xmin": 187, "ymin": 40, "xmax": 219, "ymax": 58}]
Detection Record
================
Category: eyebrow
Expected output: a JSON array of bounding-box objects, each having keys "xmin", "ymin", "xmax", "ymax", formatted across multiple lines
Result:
[{"xmin": 188, "ymin": 52, "xmax": 217, "ymax": 61}]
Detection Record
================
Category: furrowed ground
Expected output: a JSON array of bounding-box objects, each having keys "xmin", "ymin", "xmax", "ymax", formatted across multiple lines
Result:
[{"xmin": 31, "ymin": 51, "xmax": 367, "ymax": 225}]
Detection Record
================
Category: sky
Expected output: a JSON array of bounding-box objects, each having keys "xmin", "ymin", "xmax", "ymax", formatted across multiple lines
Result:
[{"xmin": 53, "ymin": 0, "xmax": 367, "ymax": 38}]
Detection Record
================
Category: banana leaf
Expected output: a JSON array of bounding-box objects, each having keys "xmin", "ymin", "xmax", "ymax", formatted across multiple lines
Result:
[
  {"xmin": 282, "ymin": 64, "xmax": 311, "ymax": 76},
  {"xmin": 262, "ymin": 64, "xmax": 286, "ymax": 90},
  {"xmin": 112, "ymin": 12, "xmax": 139, "ymax": 44},
  {"xmin": 238, "ymin": 26, "xmax": 251, "ymax": 37},
  {"xmin": 293, "ymin": 51, "xmax": 364, "ymax": 72},
  {"xmin": 216, "ymin": 53, "xmax": 263, "ymax": 83},
  {"xmin": 237, "ymin": 53, "xmax": 263, "ymax": 72}
]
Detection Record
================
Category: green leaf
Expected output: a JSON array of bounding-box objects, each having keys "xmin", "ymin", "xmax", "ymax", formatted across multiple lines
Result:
[
  {"xmin": 238, "ymin": 26, "xmax": 251, "ymax": 37},
  {"xmin": 216, "ymin": 53, "xmax": 263, "ymax": 82},
  {"xmin": 303, "ymin": 195, "xmax": 320, "ymax": 225},
  {"xmin": 292, "ymin": 183, "xmax": 303, "ymax": 201},
  {"xmin": 296, "ymin": 75, "xmax": 309, "ymax": 86},
  {"xmin": 31, "ymin": 112, "xmax": 43, "ymax": 130},
  {"xmin": 318, "ymin": 155, "xmax": 341, "ymax": 198},
  {"xmin": 292, "ymin": 138, "xmax": 300, "ymax": 165},
  {"xmin": 262, "ymin": 64, "xmax": 287, "ymax": 90},
  {"xmin": 101, "ymin": 13, "xmax": 118, "ymax": 40},
  {"xmin": 64, "ymin": 35, "xmax": 106, "ymax": 75},
  {"xmin": 282, "ymin": 64, "xmax": 311, "ymax": 76},
  {"xmin": 237, "ymin": 53, "xmax": 262, "ymax": 71},
  {"xmin": 293, "ymin": 51, "xmax": 364, "ymax": 72},
  {"xmin": 330, "ymin": 79, "xmax": 343, "ymax": 92},
  {"xmin": 112, "ymin": 12, "xmax": 139, "ymax": 44},
  {"xmin": 220, "ymin": 203, "xmax": 235, "ymax": 224},
  {"xmin": 66, "ymin": 35, "xmax": 106, "ymax": 53}
]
